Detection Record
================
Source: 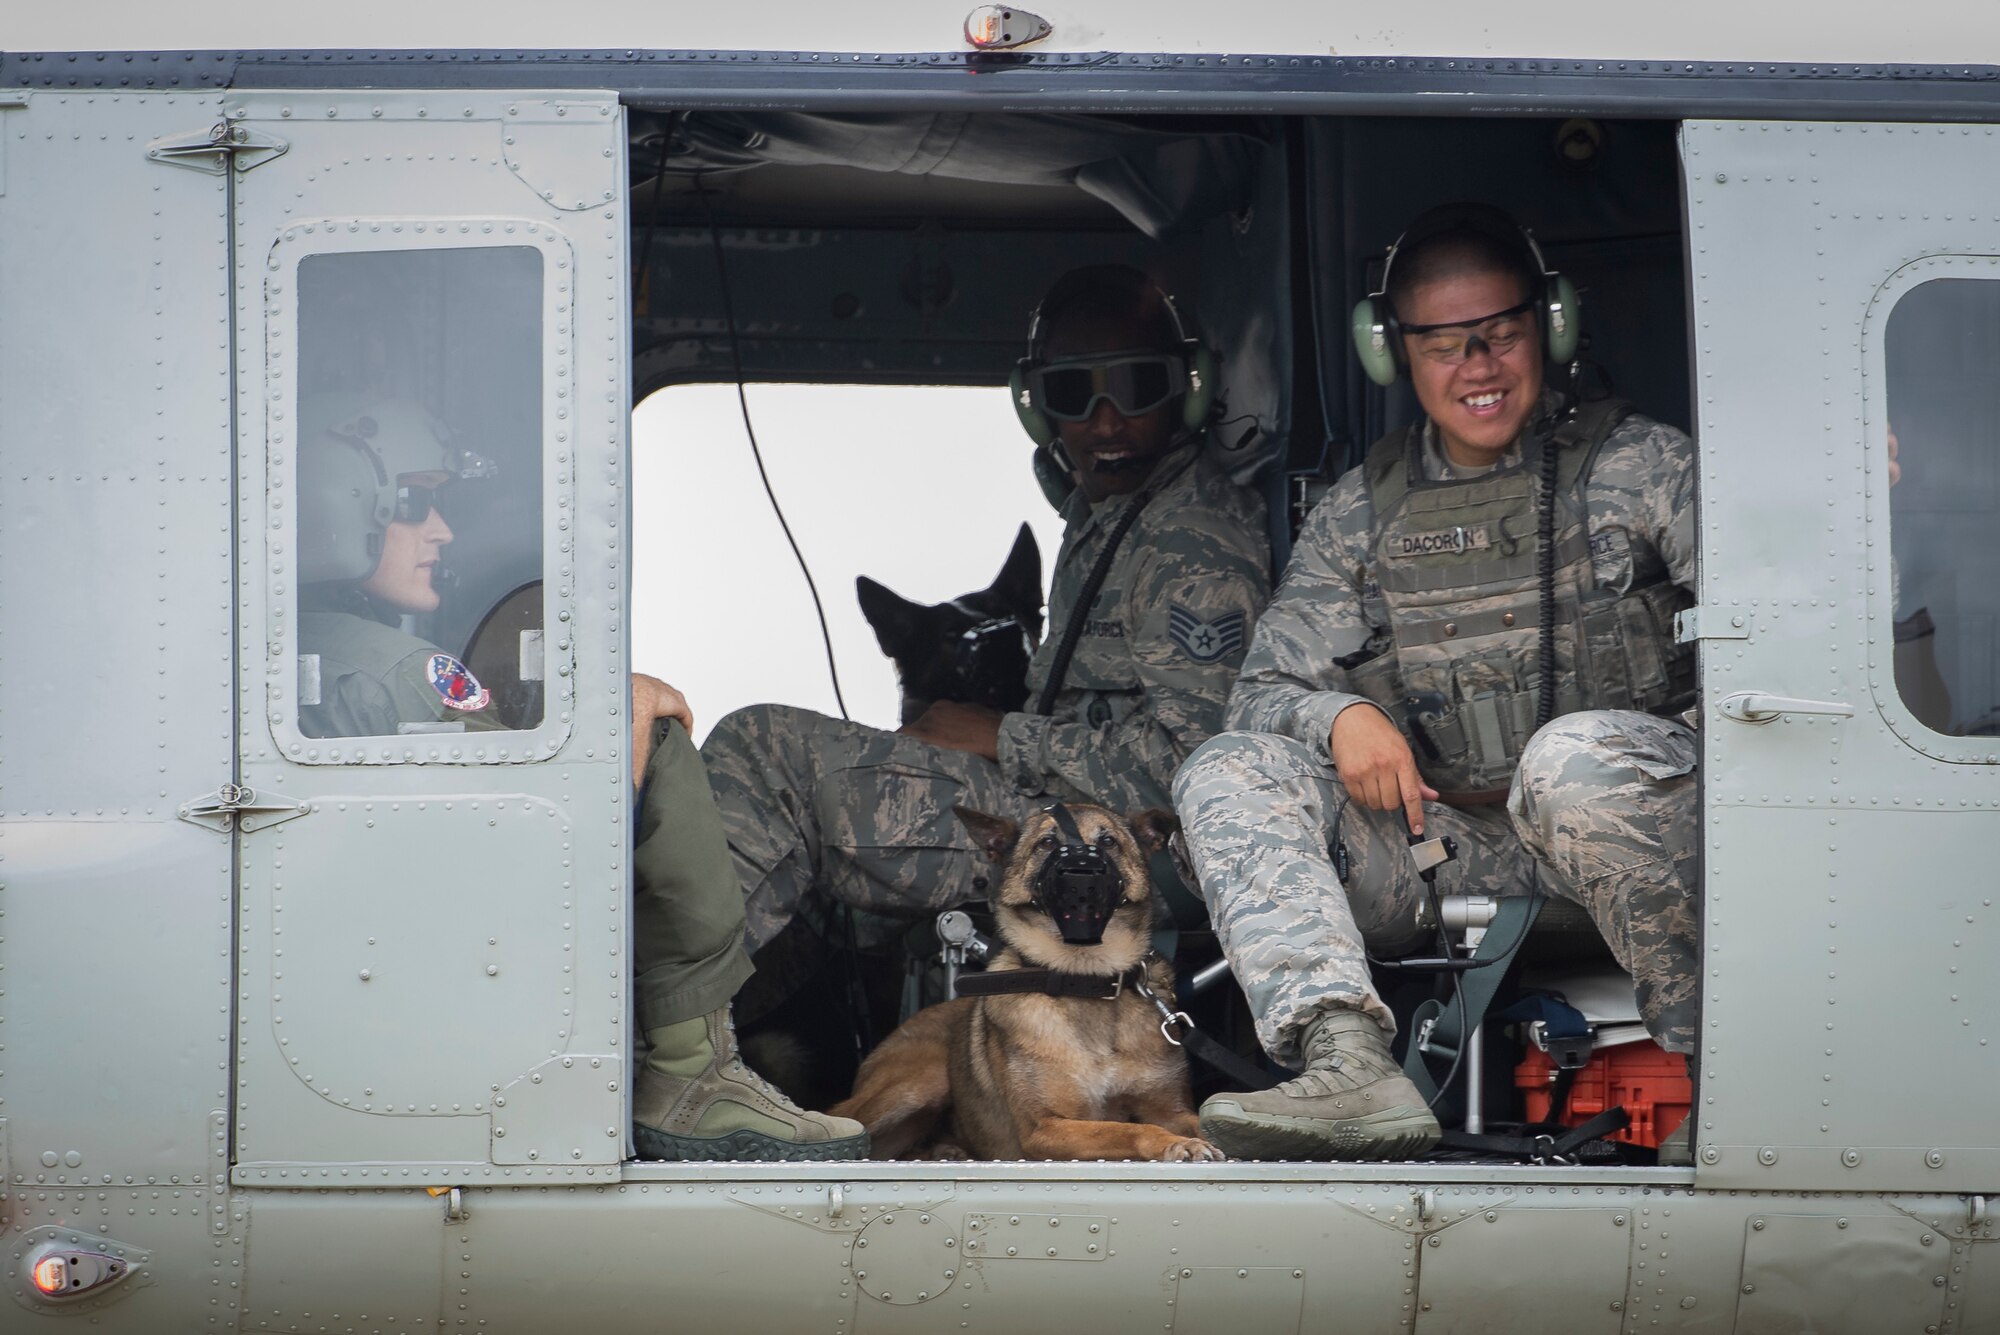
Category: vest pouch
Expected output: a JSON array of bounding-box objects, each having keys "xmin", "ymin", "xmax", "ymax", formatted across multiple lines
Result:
[
  {"xmin": 1426, "ymin": 646, "xmax": 1528, "ymax": 792},
  {"xmin": 1602, "ymin": 582, "xmax": 1696, "ymax": 713},
  {"xmin": 1345, "ymin": 649, "xmax": 1412, "ymax": 730},
  {"xmin": 1578, "ymin": 600, "xmax": 1637, "ymax": 712}
]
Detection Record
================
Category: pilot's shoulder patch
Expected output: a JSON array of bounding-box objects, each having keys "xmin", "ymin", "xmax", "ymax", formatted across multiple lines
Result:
[
  {"xmin": 427, "ymin": 653, "xmax": 492, "ymax": 713},
  {"xmin": 1167, "ymin": 604, "xmax": 1247, "ymax": 664}
]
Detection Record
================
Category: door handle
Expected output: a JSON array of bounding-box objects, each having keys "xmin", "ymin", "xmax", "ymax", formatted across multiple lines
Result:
[{"xmin": 1716, "ymin": 691, "xmax": 1855, "ymax": 724}]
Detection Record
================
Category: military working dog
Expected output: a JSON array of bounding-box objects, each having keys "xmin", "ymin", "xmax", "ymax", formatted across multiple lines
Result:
[
  {"xmin": 855, "ymin": 523, "xmax": 1042, "ymax": 724},
  {"xmin": 832, "ymin": 802, "xmax": 1223, "ymax": 1162}
]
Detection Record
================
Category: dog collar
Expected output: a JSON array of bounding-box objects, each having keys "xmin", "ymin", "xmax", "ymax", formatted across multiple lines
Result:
[{"xmin": 953, "ymin": 962, "xmax": 1150, "ymax": 1001}]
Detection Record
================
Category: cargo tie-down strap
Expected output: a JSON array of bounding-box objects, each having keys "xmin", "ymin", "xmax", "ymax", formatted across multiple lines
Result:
[{"xmin": 1438, "ymin": 1106, "xmax": 1633, "ymax": 1162}]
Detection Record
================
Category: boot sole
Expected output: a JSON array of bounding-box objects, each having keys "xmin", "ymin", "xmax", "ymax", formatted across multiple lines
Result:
[
  {"xmin": 633, "ymin": 1124, "xmax": 871, "ymax": 1163},
  {"xmin": 1199, "ymin": 1101, "xmax": 1439, "ymax": 1162}
]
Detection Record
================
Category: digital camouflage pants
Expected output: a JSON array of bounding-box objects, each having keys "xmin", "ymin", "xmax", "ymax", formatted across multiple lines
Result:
[
  {"xmin": 1172, "ymin": 709, "xmax": 1698, "ymax": 1068},
  {"xmin": 700, "ymin": 703, "xmax": 1042, "ymax": 955}
]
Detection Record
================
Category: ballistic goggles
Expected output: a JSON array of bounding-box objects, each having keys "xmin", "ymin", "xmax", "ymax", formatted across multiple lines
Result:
[{"xmin": 1027, "ymin": 351, "xmax": 1185, "ymax": 422}]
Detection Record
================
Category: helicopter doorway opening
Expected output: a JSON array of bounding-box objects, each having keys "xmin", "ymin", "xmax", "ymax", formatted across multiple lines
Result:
[{"xmin": 631, "ymin": 382, "xmax": 1066, "ymax": 740}]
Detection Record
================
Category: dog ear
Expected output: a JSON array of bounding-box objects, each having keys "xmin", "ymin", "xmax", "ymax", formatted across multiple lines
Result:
[
  {"xmin": 856, "ymin": 576, "xmax": 922, "ymax": 657},
  {"xmin": 953, "ymin": 805, "xmax": 1020, "ymax": 864},
  {"xmin": 1125, "ymin": 808, "xmax": 1182, "ymax": 855},
  {"xmin": 992, "ymin": 524, "xmax": 1044, "ymax": 637}
]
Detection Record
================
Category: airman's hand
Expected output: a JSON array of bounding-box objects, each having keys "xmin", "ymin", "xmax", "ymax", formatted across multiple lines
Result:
[
  {"xmin": 902, "ymin": 701, "xmax": 1004, "ymax": 761},
  {"xmin": 1887, "ymin": 424, "xmax": 1902, "ymax": 488},
  {"xmin": 630, "ymin": 673, "xmax": 694, "ymax": 787},
  {"xmin": 1329, "ymin": 704, "xmax": 1439, "ymax": 835}
]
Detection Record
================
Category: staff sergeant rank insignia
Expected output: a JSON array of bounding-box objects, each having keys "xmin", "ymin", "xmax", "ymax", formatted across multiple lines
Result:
[
  {"xmin": 427, "ymin": 653, "xmax": 492, "ymax": 712},
  {"xmin": 1168, "ymin": 604, "xmax": 1247, "ymax": 664}
]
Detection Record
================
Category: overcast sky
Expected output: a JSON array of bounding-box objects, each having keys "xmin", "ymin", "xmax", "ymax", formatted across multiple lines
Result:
[{"xmin": 631, "ymin": 384, "xmax": 1068, "ymax": 741}]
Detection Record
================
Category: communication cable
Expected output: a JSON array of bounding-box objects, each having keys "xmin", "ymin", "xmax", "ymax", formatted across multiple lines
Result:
[{"xmin": 695, "ymin": 173, "xmax": 851, "ymax": 720}]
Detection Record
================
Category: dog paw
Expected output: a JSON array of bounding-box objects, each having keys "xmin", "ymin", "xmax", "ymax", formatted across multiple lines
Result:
[
  {"xmin": 1162, "ymin": 1137, "xmax": 1227, "ymax": 1163},
  {"xmin": 926, "ymin": 1143, "xmax": 971, "ymax": 1162}
]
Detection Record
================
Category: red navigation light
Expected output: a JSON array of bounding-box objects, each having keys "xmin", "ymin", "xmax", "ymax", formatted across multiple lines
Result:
[
  {"xmin": 963, "ymin": 6, "xmax": 1052, "ymax": 51},
  {"xmin": 30, "ymin": 1255, "xmax": 68, "ymax": 1296}
]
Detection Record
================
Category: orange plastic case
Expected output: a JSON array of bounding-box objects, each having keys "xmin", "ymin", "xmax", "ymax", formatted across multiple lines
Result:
[{"xmin": 1515, "ymin": 1040, "xmax": 1691, "ymax": 1148}]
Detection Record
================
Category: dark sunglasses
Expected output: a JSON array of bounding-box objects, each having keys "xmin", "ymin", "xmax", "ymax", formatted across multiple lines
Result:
[
  {"xmin": 392, "ymin": 482, "xmax": 448, "ymax": 524},
  {"xmin": 1028, "ymin": 353, "xmax": 1184, "ymax": 422}
]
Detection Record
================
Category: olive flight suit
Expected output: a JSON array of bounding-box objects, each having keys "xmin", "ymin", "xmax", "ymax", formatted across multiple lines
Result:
[{"xmin": 298, "ymin": 605, "xmax": 506, "ymax": 738}]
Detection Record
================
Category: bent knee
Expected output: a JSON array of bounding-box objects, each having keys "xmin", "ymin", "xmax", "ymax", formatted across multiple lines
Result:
[
  {"xmin": 1519, "ymin": 710, "xmax": 1694, "ymax": 792},
  {"xmin": 1174, "ymin": 730, "xmax": 1322, "ymax": 809}
]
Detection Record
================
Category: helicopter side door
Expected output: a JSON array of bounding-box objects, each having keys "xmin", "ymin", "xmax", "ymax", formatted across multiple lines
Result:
[
  {"xmin": 226, "ymin": 88, "xmax": 635, "ymax": 1180},
  {"xmin": 1683, "ymin": 119, "xmax": 2000, "ymax": 1192}
]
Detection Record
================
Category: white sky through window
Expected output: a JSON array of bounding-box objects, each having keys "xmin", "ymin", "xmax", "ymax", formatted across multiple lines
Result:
[{"xmin": 632, "ymin": 384, "xmax": 1068, "ymax": 741}]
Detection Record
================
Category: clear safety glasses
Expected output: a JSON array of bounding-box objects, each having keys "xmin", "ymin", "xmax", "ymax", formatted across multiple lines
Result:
[
  {"xmin": 1403, "ymin": 300, "xmax": 1536, "ymax": 366},
  {"xmin": 1029, "ymin": 353, "xmax": 1184, "ymax": 422}
]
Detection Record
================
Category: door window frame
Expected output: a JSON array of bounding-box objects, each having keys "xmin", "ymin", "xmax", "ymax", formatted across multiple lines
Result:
[{"xmin": 262, "ymin": 219, "xmax": 579, "ymax": 766}]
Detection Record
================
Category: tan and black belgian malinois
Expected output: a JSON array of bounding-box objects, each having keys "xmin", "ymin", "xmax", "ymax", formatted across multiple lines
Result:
[{"xmin": 832, "ymin": 802, "xmax": 1223, "ymax": 1162}]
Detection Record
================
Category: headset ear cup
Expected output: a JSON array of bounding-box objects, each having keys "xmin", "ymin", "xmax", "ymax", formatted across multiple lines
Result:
[
  {"xmin": 1351, "ymin": 298, "xmax": 1401, "ymax": 387},
  {"xmin": 1009, "ymin": 362, "xmax": 1056, "ymax": 446},
  {"xmin": 1182, "ymin": 344, "xmax": 1218, "ymax": 432},
  {"xmin": 1544, "ymin": 273, "xmax": 1581, "ymax": 365}
]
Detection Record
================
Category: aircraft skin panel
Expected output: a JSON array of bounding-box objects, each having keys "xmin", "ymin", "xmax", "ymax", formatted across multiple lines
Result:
[
  {"xmin": 1684, "ymin": 119, "xmax": 2000, "ymax": 1191},
  {"xmin": 4, "ymin": 0, "xmax": 2000, "ymax": 66},
  {"xmin": 0, "ymin": 88, "xmax": 246, "ymax": 1328},
  {"xmin": 187, "ymin": 1176, "xmax": 1982, "ymax": 1335}
]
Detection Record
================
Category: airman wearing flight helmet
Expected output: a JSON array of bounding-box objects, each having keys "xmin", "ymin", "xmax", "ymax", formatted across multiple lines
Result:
[
  {"xmin": 296, "ymin": 397, "xmax": 507, "ymax": 739},
  {"xmin": 1174, "ymin": 205, "xmax": 1700, "ymax": 1162}
]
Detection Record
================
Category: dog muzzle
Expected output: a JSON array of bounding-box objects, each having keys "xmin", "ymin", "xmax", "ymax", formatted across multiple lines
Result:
[{"xmin": 1032, "ymin": 803, "xmax": 1127, "ymax": 946}]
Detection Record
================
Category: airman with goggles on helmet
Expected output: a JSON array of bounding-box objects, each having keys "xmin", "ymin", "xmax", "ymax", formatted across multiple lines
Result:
[{"xmin": 295, "ymin": 397, "xmax": 504, "ymax": 739}]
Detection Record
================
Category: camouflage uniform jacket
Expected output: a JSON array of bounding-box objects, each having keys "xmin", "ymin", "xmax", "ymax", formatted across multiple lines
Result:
[
  {"xmin": 996, "ymin": 440, "xmax": 1271, "ymax": 812},
  {"xmin": 1227, "ymin": 399, "xmax": 1695, "ymax": 758}
]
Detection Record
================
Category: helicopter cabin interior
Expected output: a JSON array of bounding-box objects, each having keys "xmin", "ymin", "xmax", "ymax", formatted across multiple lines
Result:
[{"xmin": 609, "ymin": 107, "xmax": 1701, "ymax": 1150}]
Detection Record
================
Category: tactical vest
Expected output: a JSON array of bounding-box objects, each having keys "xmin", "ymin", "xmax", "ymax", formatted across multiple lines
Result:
[{"xmin": 1346, "ymin": 400, "xmax": 1695, "ymax": 797}]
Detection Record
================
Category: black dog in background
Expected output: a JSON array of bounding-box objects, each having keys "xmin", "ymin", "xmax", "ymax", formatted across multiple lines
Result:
[{"xmin": 856, "ymin": 524, "xmax": 1042, "ymax": 724}]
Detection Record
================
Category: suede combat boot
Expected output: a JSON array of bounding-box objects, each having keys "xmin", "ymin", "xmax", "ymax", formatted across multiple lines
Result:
[
  {"xmin": 632, "ymin": 1007, "xmax": 869, "ymax": 1162},
  {"xmin": 1198, "ymin": 1008, "xmax": 1440, "ymax": 1161}
]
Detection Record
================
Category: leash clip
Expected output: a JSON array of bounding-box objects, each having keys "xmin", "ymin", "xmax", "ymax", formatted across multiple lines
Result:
[{"xmin": 1132, "ymin": 974, "xmax": 1193, "ymax": 1047}]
